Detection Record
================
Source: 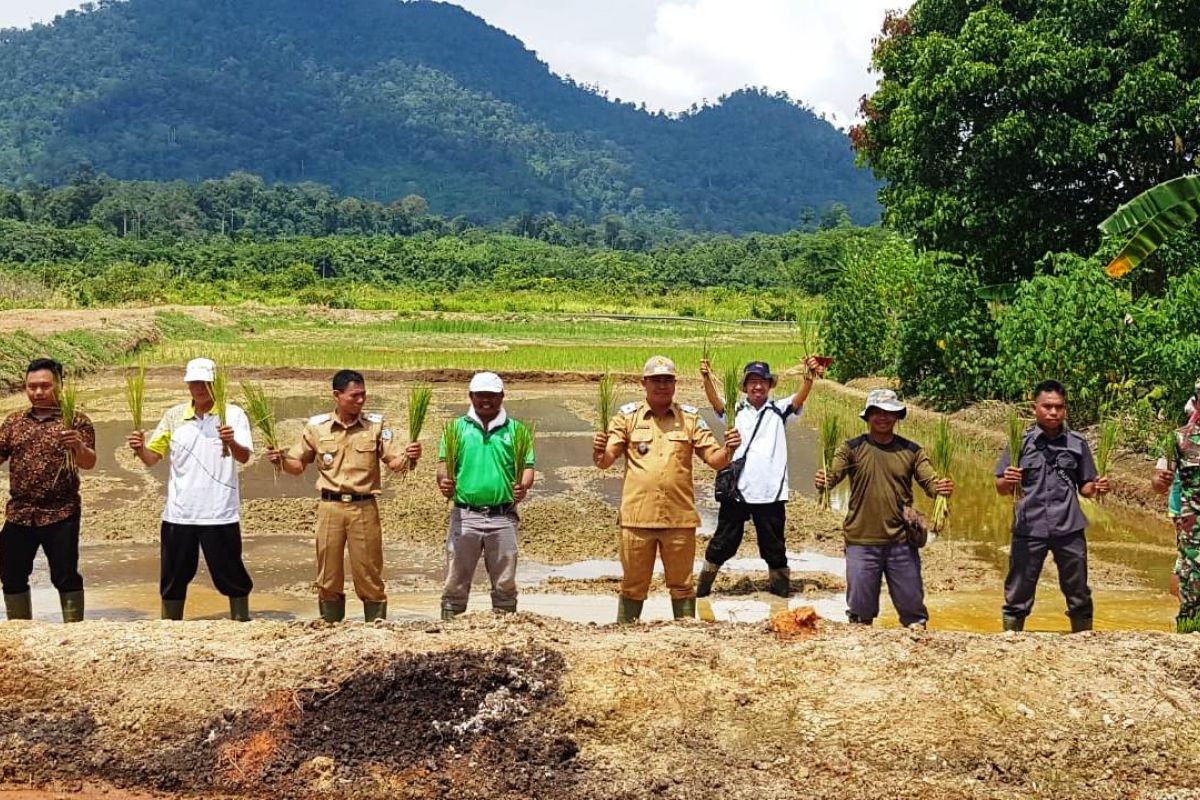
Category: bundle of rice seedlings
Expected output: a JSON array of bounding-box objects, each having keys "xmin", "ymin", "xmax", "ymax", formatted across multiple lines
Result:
[
  {"xmin": 510, "ymin": 421, "xmax": 536, "ymax": 485},
  {"xmin": 596, "ymin": 373, "xmax": 616, "ymax": 433},
  {"xmin": 441, "ymin": 419, "xmax": 463, "ymax": 499},
  {"xmin": 1006, "ymin": 408, "xmax": 1025, "ymax": 500},
  {"xmin": 210, "ymin": 365, "xmax": 230, "ymax": 457},
  {"xmin": 1158, "ymin": 430, "xmax": 1178, "ymax": 471},
  {"xmin": 818, "ymin": 415, "xmax": 841, "ymax": 510},
  {"xmin": 1093, "ymin": 416, "xmax": 1119, "ymax": 504},
  {"xmin": 930, "ymin": 416, "xmax": 954, "ymax": 533},
  {"xmin": 241, "ymin": 382, "xmax": 279, "ymax": 475},
  {"xmin": 722, "ymin": 368, "xmax": 741, "ymax": 415},
  {"xmin": 701, "ymin": 333, "xmax": 712, "ymax": 364},
  {"xmin": 57, "ymin": 374, "xmax": 80, "ymax": 475},
  {"xmin": 405, "ymin": 385, "xmax": 433, "ymax": 473},
  {"xmin": 125, "ymin": 361, "xmax": 146, "ymax": 432}
]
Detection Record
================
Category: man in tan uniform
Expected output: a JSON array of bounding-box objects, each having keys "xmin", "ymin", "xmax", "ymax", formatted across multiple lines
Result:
[
  {"xmin": 269, "ymin": 369, "xmax": 420, "ymax": 622},
  {"xmin": 592, "ymin": 355, "xmax": 740, "ymax": 622}
]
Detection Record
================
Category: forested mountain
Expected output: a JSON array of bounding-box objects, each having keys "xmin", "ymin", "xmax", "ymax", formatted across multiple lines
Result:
[{"xmin": 0, "ymin": 0, "xmax": 880, "ymax": 232}]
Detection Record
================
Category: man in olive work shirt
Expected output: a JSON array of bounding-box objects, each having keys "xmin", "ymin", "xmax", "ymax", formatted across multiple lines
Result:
[
  {"xmin": 0, "ymin": 358, "xmax": 96, "ymax": 623},
  {"xmin": 814, "ymin": 389, "xmax": 953, "ymax": 629},
  {"xmin": 995, "ymin": 379, "xmax": 1109, "ymax": 632}
]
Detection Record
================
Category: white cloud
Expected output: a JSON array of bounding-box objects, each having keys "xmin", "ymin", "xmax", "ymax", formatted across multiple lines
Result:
[{"xmin": 0, "ymin": 0, "xmax": 86, "ymax": 30}]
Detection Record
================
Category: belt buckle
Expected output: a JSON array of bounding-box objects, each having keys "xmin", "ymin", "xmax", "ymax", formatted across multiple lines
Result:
[
  {"xmin": 340, "ymin": 493, "xmax": 353, "ymax": 503},
  {"xmin": 479, "ymin": 505, "xmax": 493, "ymax": 515}
]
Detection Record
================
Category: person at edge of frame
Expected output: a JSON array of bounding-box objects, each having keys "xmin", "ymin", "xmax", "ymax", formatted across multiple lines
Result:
[
  {"xmin": 128, "ymin": 357, "xmax": 256, "ymax": 621},
  {"xmin": 813, "ymin": 389, "xmax": 954, "ymax": 631},
  {"xmin": 995, "ymin": 379, "xmax": 1110, "ymax": 633},
  {"xmin": 268, "ymin": 369, "xmax": 420, "ymax": 623},
  {"xmin": 0, "ymin": 358, "xmax": 96, "ymax": 623},
  {"xmin": 1151, "ymin": 380, "xmax": 1200, "ymax": 632},
  {"xmin": 696, "ymin": 355, "xmax": 826, "ymax": 599},
  {"xmin": 592, "ymin": 355, "xmax": 741, "ymax": 623}
]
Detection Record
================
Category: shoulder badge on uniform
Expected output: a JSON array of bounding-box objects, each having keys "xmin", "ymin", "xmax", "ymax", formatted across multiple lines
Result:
[
  {"xmin": 697, "ymin": 418, "xmax": 710, "ymax": 431},
  {"xmin": 619, "ymin": 402, "xmax": 640, "ymax": 414},
  {"xmin": 308, "ymin": 412, "xmax": 331, "ymax": 425},
  {"xmin": 366, "ymin": 412, "xmax": 383, "ymax": 424},
  {"xmin": 381, "ymin": 428, "xmax": 393, "ymax": 441},
  {"xmin": 680, "ymin": 404, "xmax": 698, "ymax": 414}
]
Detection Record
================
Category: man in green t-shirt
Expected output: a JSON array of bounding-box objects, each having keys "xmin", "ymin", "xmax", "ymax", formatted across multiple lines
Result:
[{"xmin": 436, "ymin": 372, "xmax": 535, "ymax": 619}]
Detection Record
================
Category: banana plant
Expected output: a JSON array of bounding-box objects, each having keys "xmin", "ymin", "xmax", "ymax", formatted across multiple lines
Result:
[{"xmin": 1101, "ymin": 174, "xmax": 1200, "ymax": 278}]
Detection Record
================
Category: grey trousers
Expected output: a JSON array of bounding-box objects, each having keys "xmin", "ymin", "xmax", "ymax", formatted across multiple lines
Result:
[
  {"xmin": 845, "ymin": 542, "xmax": 928, "ymax": 626},
  {"xmin": 441, "ymin": 508, "xmax": 519, "ymax": 613},
  {"xmin": 1003, "ymin": 531, "xmax": 1092, "ymax": 622}
]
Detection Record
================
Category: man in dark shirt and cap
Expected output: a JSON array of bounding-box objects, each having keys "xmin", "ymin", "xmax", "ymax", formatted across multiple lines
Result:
[{"xmin": 995, "ymin": 379, "xmax": 1110, "ymax": 632}]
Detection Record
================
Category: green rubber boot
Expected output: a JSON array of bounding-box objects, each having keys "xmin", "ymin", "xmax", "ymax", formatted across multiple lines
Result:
[
  {"xmin": 767, "ymin": 568, "xmax": 791, "ymax": 598},
  {"xmin": 3, "ymin": 591, "xmax": 32, "ymax": 621},
  {"xmin": 616, "ymin": 597, "xmax": 644, "ymax": 624},
  {"xmin": 59, "ymin": 590, "xmax": 84, "ymax": 623},
  {"xmin": 229, "ymin": 596, "xmax": 250, "ymax": 622},
  {"xmin": 1002, "ymin": 615, "xmax": 1024, "ymax": 632},
  {"xmin": 318, "ymin": 598, "xmax": 346, "ymax": 623},
  {"xmin": 1069, "ymin": 615, "xmax": 1093, "ymax": 633},
  {"xmin": 364, "ymin": 601, "xmax": 387, "ymax": 622},
  {"xmin": 671, "ymin": 597, "xmax": 696, "ymax": 620},
  {"xmin": 161, "ymin": 599, "xmax": 185, "ymax": 621},
  {"xmin": 695, "ymin": 562, "xmax": 719, "ymax": 598}
]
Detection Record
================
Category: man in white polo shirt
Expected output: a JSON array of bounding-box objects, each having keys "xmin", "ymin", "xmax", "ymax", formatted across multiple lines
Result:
[
  {"xmin": 127, "ymin": 358, "xmax": 255, "ymax": 621},
  {"xmin": 697, "ymin": 356, "xmax": 825, "ymax": 598}
]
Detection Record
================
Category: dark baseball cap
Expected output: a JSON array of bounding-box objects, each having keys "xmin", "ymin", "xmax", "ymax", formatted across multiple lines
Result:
[{"xmin": 742, "ymin": 361, "xmax": 776, "ymax": 386}]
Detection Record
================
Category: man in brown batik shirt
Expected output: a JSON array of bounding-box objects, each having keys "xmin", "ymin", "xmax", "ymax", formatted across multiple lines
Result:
[{"xmin": 0, "ymin": 359, "xmax": 96, "ymax": 622}]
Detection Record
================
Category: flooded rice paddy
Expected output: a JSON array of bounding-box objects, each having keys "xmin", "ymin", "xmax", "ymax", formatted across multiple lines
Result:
[{"xmin": 5, "ymin": 383, "xmax": 1180, "ymax": 631}]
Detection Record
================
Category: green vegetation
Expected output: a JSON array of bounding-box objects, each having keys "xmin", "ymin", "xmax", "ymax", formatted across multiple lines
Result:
[{"xmin": 0, "ymin": 0, "xmax": 878, "ymax": 232}]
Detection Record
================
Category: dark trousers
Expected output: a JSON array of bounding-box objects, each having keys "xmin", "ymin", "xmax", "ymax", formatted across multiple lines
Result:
[
  {"xmin": 0, "ymin": 514, "xmax": 83, "ymax": 595},
  {"xmin": 1003, "ymin": 531, "xmax": 1092, "ymax": 622},
  {"xmin": 705, "ymin": 501, "xmax": 787, "ymax": 569},
  {"xmin": 160, "ymin": 521, "xmax": 253, "ymax": 601},
  {"xmin": 845, "ymin": 543, "xmax": 927, "ymax": 626}
]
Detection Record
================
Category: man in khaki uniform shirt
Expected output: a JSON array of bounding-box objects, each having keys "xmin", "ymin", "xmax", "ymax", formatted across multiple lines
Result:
[
  {"xmin": 592, "ymin": 355, "xmax": 740, "ymax": 622},
  {"xmin": 269, "ymin": 370, "xmax": 420, "ymax": 622}
]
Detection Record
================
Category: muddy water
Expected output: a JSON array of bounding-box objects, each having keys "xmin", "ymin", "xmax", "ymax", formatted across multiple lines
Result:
[{"xmin": 29, "ymin": 391, "xmax": 1179, "ymax": 630}]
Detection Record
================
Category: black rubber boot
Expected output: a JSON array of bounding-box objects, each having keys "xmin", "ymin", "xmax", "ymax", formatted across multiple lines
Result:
[
  {"xmin": 695, "ymin": 562, "xmax": 719, "ymax": 598},
  {"xmin": 847, "ymin": 613, "xmax": 873, "ymax": 626},
  {"xmin": 1002, "ymin": 615, "xmax": 1024, "ymax": 632},
  {"xmin": 441, "ymin": 606, "xmax": 464, "ymax": 621},
  {"xmin": 229, "ymin": 596, "xmax": 250, "ymax": 622},
  {"xmin": 767, "ymin": 567, "xmax": 791, "ymax": 598},
  {"xmin": 1069, "ymin": 615, "xmax": 1093, "ymax": 633},
  {"xmin": 671, "ymin": 598, "xmax": 696, "ymax": 620},
  {"xmin": 364, "ymin": 601, "xmax": 387, "ymax": 622},
  {"xmin": 616, "ymin": 597, "xmax": 644, "ymax": 624},
  {"xmin": 161, "ymin": 599, "xmax": 185, "ymax": 620},
  {"xmin": 318, "ymin": 598, "xmax": 345, "ymax": 623},
  {"xmin": 59, "ymin": 590, "xmax": 84, "ymax": 623},
  {"xmin": 4, "ymin": 591, "xmax": 32, "ymax": 621}
]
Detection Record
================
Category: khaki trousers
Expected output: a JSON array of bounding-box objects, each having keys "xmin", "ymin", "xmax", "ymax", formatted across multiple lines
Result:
[
  {"xmin": 620, "ymin": 526, "xmax": 696, "ymax": 601},
  {"xmin": 315, "ymin": 499, "xmax": 385, "ymax": 602}
]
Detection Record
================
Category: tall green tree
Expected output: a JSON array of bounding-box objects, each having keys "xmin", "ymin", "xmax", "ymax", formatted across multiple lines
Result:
[{"xmin": 852, "ymin": 0, "xmax": 1200, "ymax": 283}]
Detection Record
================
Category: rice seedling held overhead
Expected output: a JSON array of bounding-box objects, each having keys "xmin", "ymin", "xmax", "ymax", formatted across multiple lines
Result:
[
  {"xmin": 930, "ymin": 416, "xmax": 954, "ymax": 533},
  {"xmin": 818, "ymin": 415, "xmax": 841, "ymax": 510}
]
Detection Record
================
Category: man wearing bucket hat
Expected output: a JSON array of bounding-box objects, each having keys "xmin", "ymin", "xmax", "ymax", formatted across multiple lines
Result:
[
  {"xmin": 128, "ymin": 358, "xmax": 256, "ymax": 621},
  {"xmin": 592, "ymin": 355, "xmax": 741, "ymax": 622},
  {"xmin": 695, "ymin": 355, "xmax": 826, "ymax": 598},
  {"xmin": 1152, "ymin": 384, "xmax": 1200, "ymax": 631},
  {"xmin": 814, "ymin": 388, "xmax": 953, "ymax": 629},
  {"xmin": 269, "ymin": 369, "xmax": 420, "ymax": 623},
  {"xmin": 995, "ymin": 379, "xmax": 1108, "ymax": 632},
  {"xmin": 436, "ymin": 372, "xmax": 535, "ymax": 619}
]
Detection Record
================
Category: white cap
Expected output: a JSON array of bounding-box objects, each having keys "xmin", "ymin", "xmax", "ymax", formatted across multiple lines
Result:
[
  {"xmin": 468, "ymin": 372, "xmax": 504, "ymax": 393},
  {"xmin": 642, "ymin": 355, "xmax": 677, "ymax": 377},
  {"xmin": 860, "ymin": 388, "xmax": 908, "ymax": 420},
  {"xmin": 183, "ymin": 357, "xmax": 216, "ymax": 383}
]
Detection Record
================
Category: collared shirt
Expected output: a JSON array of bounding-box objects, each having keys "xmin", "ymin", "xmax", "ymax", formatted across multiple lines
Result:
[
  {"xmin": 826, "ymin": 434, "xmax": 939, "ymax": 545},
  {"xmin": 288, "ymin": 410, "xmax": 401, "ymax": 496},
  {"xmin": 146, "ymin": 401, "xmax": 253, "ymax": 525},
  {"xmin": 0, "ymin": 407, "xmax": 95, "ymax": 527},
  {"xmin": 995, "ymin": 426, "xmax": 1097, "ymax": 538},
  {"xmin": 440, "ymin": 407, "xmax": 535, "ymax": 507},
  {"xmin": 719, "ymin": 397, "xmax": 798, "ymax": 504},
  {"xmin": 606, "ymin": 401, "xmax": 722, "ymax": 529}
]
